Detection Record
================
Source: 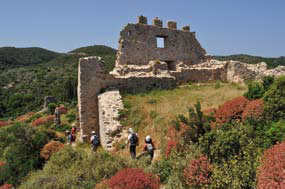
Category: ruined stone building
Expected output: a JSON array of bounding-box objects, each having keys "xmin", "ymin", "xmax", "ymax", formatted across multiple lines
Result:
[
  {"xmin": 116, "ymin": 16, "xmax": 206, "ymax": 68},
  {"xmin": 78, "ymin": 16, "xmax": 285, "ymax": 149}
]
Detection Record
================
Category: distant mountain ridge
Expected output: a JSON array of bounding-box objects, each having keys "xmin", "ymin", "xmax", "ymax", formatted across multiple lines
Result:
[
  {"xmin": 0, "ymin": 47, "xmax": 60, "ymax": 70},
  {"xmin": 213, "ymin": 54, "xmax": 285, "ymax": 69}
]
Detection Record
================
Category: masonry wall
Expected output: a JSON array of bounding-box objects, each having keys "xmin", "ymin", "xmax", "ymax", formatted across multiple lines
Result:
[{"xmin": 116, "ymin": 23, "xmax": 206, "ymax": 67}]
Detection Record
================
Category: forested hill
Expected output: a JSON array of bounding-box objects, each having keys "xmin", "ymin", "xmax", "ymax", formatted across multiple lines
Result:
[
  {"xmin": 69, "ymin": 45, "xmax": 117, "ymax": 56},
  {"xmin": 213, "ymin": 54, "xmax": 285, "ymax": 69},
  {"xmin": 0, "ymin": 45, "xmax": 117, "ymax": 118},
  {"xmin": 0, "ymin": 47, "xmax": 60, "ymax": 70}
]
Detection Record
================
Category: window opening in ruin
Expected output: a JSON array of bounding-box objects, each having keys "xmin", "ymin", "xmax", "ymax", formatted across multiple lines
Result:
[
  {"xmin": 156, "ymin": 36, "xmax": 166, "ymax": 48},
  {"xmin": 165, "ymin": 61, "xmax": 176, "ymax": 71},
  {"xmin": 127, "ymin": 30, "xmax": 131, "ymax": 36}
]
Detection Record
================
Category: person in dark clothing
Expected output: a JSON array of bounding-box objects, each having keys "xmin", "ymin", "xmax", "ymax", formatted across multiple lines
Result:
[
  {"xmin": 143, "ymin": 135, "xmax": 155, "ymax": 161},
  {"xmin": 127, "ymin": 128, "xmax": 139, "ymax": 159},
  {"xmin": 90, "ymin": 131, "xmax": 100, "ymax": 151}
]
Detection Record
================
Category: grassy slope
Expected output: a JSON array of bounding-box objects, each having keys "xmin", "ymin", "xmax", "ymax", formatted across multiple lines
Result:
[{"xmin": 116, "ymin": 82, "xmax": 247, "ymax": 158}]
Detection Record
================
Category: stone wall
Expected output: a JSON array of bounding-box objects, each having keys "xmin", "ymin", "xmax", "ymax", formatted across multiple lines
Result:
[
  {"xmin": 98, "ymin": 90, "xmax": 124, "ymax": 149},
  {"xmin": 115, "ymin": 16, "xmax": 206, "ymax": 67},
  {"xmin": 78, "ymin": 56, "xmax": 285, "ymax": 147}
]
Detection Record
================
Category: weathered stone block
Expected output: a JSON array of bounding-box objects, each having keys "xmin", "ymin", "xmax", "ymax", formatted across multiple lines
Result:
[
  {"xmin": 167, "ymin": 21, "xmax": 177, "ymax": 29},
  {"xmin": 182, "ymin": 25, "xmax": 190, "ymax": 31},
  {"xmin": 152, "ymin": 17, "xmax": 163, "ymax": 27},
  {"xmin": 137, "ymin": 15, "xmax": 147, "ymax": 24}
]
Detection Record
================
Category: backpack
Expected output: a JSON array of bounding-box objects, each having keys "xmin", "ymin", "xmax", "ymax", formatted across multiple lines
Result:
[
  {"xmin": 129, "ymin": 134, "xmax": 138, "ymax": 146},
  {"xmin": 146, "ymin": 143, "xmax": 154, "ymax": 152},
  {"xmin": 92, "ymin": 135, "xmax": 100, "ymax": 146}
]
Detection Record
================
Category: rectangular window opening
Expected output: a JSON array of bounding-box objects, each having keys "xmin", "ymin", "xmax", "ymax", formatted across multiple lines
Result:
[{"xmin": 156, "ymin": 36, "xmax": 166, "ymax": 48}]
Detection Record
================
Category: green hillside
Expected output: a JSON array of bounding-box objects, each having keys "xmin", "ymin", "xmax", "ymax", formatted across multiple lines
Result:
[
  {"xmin": 0, "ymin": 45, "xmax": 116, "ymax": 118},
  {"xmin": 0, "ymin": 47, "xmax": 60, "ymax": 70},
  {"xmin": 69, "ymin": 45, "xmax": 117, "ymax": 56},
  {"xmin": 214, "ymin": 54, "xmax": 285, "ymax": 69}
]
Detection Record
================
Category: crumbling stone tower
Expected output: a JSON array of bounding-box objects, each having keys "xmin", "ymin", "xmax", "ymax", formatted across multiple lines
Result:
[{"xmin": 115, "ymin": 15, "xmax": 206, "ymax": 69}]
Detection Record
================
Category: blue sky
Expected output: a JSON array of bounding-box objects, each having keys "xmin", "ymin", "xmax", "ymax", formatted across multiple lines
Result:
[{"xmin": 1, "ymin": 0, "xmax": 284, "ymax": 57}]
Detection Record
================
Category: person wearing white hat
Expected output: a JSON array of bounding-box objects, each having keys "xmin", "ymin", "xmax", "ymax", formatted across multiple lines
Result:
[
  {"xmin": 143, "ymin": 135, "xmax": 155, "ymax": 161},
  {"xmin": 127, "ymin": 128, "xmax": 139, "ymax": 159}
]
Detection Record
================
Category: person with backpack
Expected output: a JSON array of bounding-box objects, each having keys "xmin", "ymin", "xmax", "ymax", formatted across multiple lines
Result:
[
  {"xmin": 143, "ymin": 135, "xmax": 155, "ymax": 161},
  {"xmin": 66, "ymin": 130, "xmax": 72, "ymax": 144},
  {"xmin": 90, "ymin": 131, "xmax": 100, "ymax": 151},
  {"xmin": 127, "ymin": 128, "xmax": 139, "ymax": 159}
]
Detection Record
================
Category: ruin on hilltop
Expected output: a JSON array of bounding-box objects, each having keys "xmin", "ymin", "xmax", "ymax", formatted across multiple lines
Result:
[{"xmin": 77, "ymin": 16, "xmax": 285, "ymax": 149}]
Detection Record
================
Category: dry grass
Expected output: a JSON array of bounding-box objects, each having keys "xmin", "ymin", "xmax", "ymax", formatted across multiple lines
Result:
[{"xmin": 117, "ymin": 82, "xmax": 247, "ymax": 158}]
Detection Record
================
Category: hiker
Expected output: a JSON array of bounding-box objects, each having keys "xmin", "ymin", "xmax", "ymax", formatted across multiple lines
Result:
[
  {"xmin": 143, "ymin": 135, "xmax": 155, "ymax": 161},
  {"xmin": 71, "ymin": 125, "xmax": 77, "ymax": 135},
  {"xmin": 66, "ymin": 130, "xmax": 72, "ymax": 144},
  {"xmin": 127, "ymin": 128, "xmax": 139, "ymax": 159},
  {"xmin": 90, "ymin": 131, "xmax": 100, "ymax": 151}
]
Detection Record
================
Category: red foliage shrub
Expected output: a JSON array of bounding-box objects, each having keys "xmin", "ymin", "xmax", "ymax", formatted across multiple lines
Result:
[
  {"xmin": 242, "ymin": 99, "xmax": 264, "ymax": 121},
  {"xmin": 214, "ymin": 96, "xmax": 249, "ymax": 124},
  {"xmin": 107, "ymin": 168, "xmax": 160, "ymax": 189},
  {"xmin": 32, "ymin": 115, "xmax": 55, "ymax": 127},
  {"xmin": 257, "ymin": 141, "xmax": 285, "ymax": 188},
  {"xmin": 40, "ymin": 141, "xmax": 64, "ymax": 160},
  {"xmin": 0, "ymin": 161, "xmax": 5, "ymax": 167},
  {"xmin": 165, "ymin": 140, "xmax": 178, "ymax": 158},
  {"xmin": 16, "ymin": 112, "xmax": 35, "ymax": 122},
  {"xmin": 57, "ymin": 105, "xmax": 67, "ymax": 114},
  {"xmin": 184, "ymin": 155, "xmax": 212, "ymax": 187},
  {"xmin": 0, "ymin": 184, "xmax": 12, "ymax": 189},
  {"xmin": 0, "ymin": 121, "xmax": 9, "ymax": 128}
]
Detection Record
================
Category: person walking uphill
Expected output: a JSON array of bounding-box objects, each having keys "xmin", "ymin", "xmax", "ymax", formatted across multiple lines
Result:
[
  {"xmin": 144, "ymin": 135, "xmax": 155, "ymax": 161},
  {"xmin": 127, "ymin": 128, "xmax": 139, "ymax": 159},
  {"xmin": 90, "ymin": 131, "xmax": 100, "ymax": 151}
]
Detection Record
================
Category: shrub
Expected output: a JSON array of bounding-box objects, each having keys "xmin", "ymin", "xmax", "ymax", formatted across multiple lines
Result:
[
  {"xmin": 0, "ymin": 121, "xmax": 9, "ymax": 128},
  {"xmin": 32, "ymin": 115, "xmax": 55, "ymax": 127},
  {"xmin": 0, "ymin": 162, "xmax": 4, "ymax": 167},
  {"xmin": 165, "ymin": 140, "xmax": 177, "ymax": 158},
  {"xmin": 262, "ymin": 75, "xmax": 274, "ymax": 91},
  {"xmin": 178, "ymin": 101, "xmax": 212, "ymax": 143},
  {"xmin": 20, "ymin": 148, "xmax": 128, "ymax": 188},
  {"xmin": 0, "ymin": 123, "xmax": 54, "ymax": 186},
  {"xmin": 47, "ymin": 103, "xmax": 57, "ymax": 114},
  {"xmin": 0, "ymin": 184, "xmax": 12, "ymax": 189},
  {"xmin": 263, "ymin": 76, "xmax": 285, "ymax": 121},
  {"xmin": 210, "ymin": 144, "xmax": 259, "ymax": 189},
  {"xmin": 214, "ymin": 96, "xmax": 249, "ymax": 124},
  {"xmin": 257, "ymin": 141, "xmax": 285, "ymax": 188},
  {"xmin": 40, "ymin": 141, "xmax": 64, "ymax": 160},
  {"xmin": 57, "ymin": 105, "xmax": 67, "ymax": 114},
  {"xmin": 107, "ymin": 168, "xmax": 160, "ymax": 189},
  {"xmin": 184, "ymin": 155, "xmax": 212, "ymax": 187},
  {"xmin": 242, "ymin": 99, "xmax": 264, "ymax": 121},
  {"xmin": 199, "ymin": 124, "xmax": 256, "ymax": 163},
  {"xmin": 264, "ymin": 120, "xmax": 285, "ymax": 144},
  {"xmin": 244, "ymin": 81, "xmax": 264, "ymax": 100},
  {"xmin": 16, "ymin": 112, "xmax": 35, "ymax": 122},
  {"xmin": 152, "ymin": 159, "xmax": 173, "ymax": 184}
]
